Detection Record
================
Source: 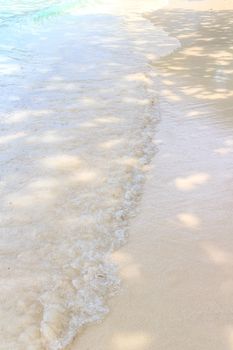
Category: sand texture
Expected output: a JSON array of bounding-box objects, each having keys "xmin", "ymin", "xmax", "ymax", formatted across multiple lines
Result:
[{"xmin": 71, "ymin": 1, "xmax": 233, "ymax": 349}]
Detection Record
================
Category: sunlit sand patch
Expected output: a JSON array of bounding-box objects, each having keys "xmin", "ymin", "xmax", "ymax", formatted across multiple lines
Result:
[
  {"xmin": 196, "ymin": 91, "xmax": 233, "ymax": 100},
  {"xmin": 69, "ymin": 170, "xmax": 98, "ymax": 183},
  {"xmin": 225, "ymin": 326, "xmax": 233, "ymax": 350},
  {"xmin": 80, "ymin": 121, "xmax": 97, "ymax": 128},
  {"xmin": 210, "ymin": 50, "xmax": 233, "ymax": 60},
  {"xmin": 202, "ymin": 242, "xmax": 233, "ymax": 265},
  {"xmin": 94, "ymin": 117, "xmax": 120, "ymax": 124},
  {"xmin": 120, "ymin": 263, "xmax": 142, "ymax": 280},
  {"xmin": 112, "ymin": 332, "xmax": 151, "ymax": 350},
  {"xmin": 161, "ymin": 88, "xmax": 181, "ymax": 101},
  {"xmin": 162, "ymin": 79, "xmax": 174, "ymax": 86},
  {"xmin": 177, "ymin": 212, "xmax": 201, "ymax": 229},
  {"xmin": 0, "ymin": 132, "xmax": 26, "ymax": 145},
  {"xmin": 125, "ymin": 72, "xmax": 153, "ymax": 85},
  {"xmin": 215, "ymin": 139, "xmax": 233, "ymax": 155},
  {"xmin": 225, "ymin": 139, "xmax": 233, "ymax": 146},
  {"xmin": 175, "ymin": 172, "xmax": 210, "ymax": 191},
  {"xmin": 5, "ymin": 109, "xmax": 52, "ymax": 124},
  {"xmin": 41, "ymin": 154, "xmax": 81, "ymax": 170},
  {"xmin": 112, "ymin": 251, "xmax": 134, "ymax": 265},
  {"xmin": 187, "ymin": 110, "xmax": 203, "ymax": 118},
  {"xmin": 112, "ymin": 251, "xmax": 141, "ymax": 280},
  {"xmin": 182, "ymin": 46, "xmax": 204, "ymax": 57},
  {"xmin": 100, "ymin": 139, "xmax": 123, "ymax": 149},
  {"xmin": 215, "ymin": 147, "xmax": 233, "ymax": 155},
  {"xmin": 28, "ymin": 177, "xmax": 61, "ymax": 190},
  {"xmin": 117, "ymin": 157, "xmax": 140, "ymax": 167},
  {"xmin": 185, "ymin": 87, "xmax": 205, "ymax": 95}
]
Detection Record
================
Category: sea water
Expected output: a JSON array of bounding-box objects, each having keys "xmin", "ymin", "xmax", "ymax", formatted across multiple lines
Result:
[{"xmin": 0, "ymin": 1, "xmax": 178, "ymax": 349}]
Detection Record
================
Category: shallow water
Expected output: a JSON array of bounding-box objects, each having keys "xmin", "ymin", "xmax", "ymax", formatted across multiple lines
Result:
[{"xmin": 0, "ymin": 1, "xmax": 177, "ymax": 349}]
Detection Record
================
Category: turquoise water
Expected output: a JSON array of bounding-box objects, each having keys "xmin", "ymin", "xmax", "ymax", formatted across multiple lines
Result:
[
  {"xmin": 0, "ymin": 0, "xmax": 89, "ymax": 27},
  {"xmin": 0, "ymin": 0, "xmax": 98, "ymax": 98},
  {"xmin": 0, "ymin": 0, "xmax": 85, "ymax": 59}
]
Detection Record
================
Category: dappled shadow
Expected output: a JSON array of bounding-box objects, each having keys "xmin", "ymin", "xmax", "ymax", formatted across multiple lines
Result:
[
  {"xmin": 143, "ymin": 7, "xmax": 233, "ymax": 350},
  {"xmin": 0, "ymin": 9, "xmax": 177, "ymax": 350},
  {"xmin": 148, "ymin": 8, "xmax": 233, "ymax": 129},
  {"xmin": 1, "ymin": 3, "xmax": 233, "ymax": 350},
  {"xmin": 66, "ymin": 6, "xmax": 233, "ymax": 350},
  {"xmin": 66, "ymin": 8, "xmax": 233, "ymax": 350}
]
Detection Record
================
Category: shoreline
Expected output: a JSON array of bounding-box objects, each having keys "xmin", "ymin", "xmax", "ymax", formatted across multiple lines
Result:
[
  {"xmin": 0, "ymin": 1, "xmax": 178, "ymax": 349},
  {"xmin": 70, "ymin": 1, "xmax": 233, "ymax": 349}
]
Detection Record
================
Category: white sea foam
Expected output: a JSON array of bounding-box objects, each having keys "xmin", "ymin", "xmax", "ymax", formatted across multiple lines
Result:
[{"xmin": 0, "ymin": 1, "xmax": 179, "ymax": 349}]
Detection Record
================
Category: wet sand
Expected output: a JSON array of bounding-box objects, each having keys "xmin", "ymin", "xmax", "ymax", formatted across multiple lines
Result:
[{"xmin": 70, "ymin": 1, "xmax": 233, "ymax": 349}]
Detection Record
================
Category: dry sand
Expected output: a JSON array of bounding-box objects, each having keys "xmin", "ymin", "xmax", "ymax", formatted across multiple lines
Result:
[{"xmin": 70, "ymin": 1, "xmax": 233, "ymax": 349}]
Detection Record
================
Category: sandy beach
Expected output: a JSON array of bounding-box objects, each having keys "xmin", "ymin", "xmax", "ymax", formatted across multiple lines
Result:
[
  {"xmin": 70, "ymin": 1, "xmax": 233, "ymax": 349},
  {"xmin": 1, "ymin": 0, "xmax": 233, "ymax": 349}
]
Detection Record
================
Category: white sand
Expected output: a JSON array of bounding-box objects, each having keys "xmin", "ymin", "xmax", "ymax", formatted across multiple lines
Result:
[{"xmin": 70, "ymin": 1, "xmax": 233, "ymax": 349}]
